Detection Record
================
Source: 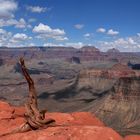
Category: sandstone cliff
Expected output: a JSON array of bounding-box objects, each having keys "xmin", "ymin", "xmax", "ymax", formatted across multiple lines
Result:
[{"xmin": 75, "ymin": 64, "xmax": 140, "ymax": 136}]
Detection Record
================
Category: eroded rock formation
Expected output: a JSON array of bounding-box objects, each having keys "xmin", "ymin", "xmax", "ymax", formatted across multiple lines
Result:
[
  {"xmin": 76, "ymin": 64, "xmax": 140, "ymax": 136},
  {"xmin": 1, "ymin": 46, "xmax": 140, "ymax": 64}
]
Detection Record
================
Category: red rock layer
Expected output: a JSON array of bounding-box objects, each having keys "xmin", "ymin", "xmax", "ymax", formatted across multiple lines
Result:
[
  {"xmin": 124, "ymin": 135, "xmax": 140, "ymax": 140},
  {"xmin": 0, "ymin": 101, "xmax": 139, "ymax": 140}
]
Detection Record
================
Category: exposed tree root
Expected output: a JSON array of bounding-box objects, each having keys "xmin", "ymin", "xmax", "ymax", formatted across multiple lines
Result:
[{"xmin": 0, "ymin": 58, "xmax": 55, "ymax": 137}]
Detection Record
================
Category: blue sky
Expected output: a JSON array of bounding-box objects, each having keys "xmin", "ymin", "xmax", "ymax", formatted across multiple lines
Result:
[{"xmin": 0, "ymin": 0, "xmax": 140, "ymax": 51}]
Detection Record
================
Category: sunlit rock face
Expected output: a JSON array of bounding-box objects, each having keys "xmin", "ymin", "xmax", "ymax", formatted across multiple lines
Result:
[
  {"xmin": 77, "ymin": 64, "xmax": 140, "ymax": 136},
  {"xmin": 0, "ymin": 101, "xmax": 124, "ymax": 140}
]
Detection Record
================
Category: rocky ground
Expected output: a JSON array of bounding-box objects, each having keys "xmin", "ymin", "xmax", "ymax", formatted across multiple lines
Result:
[{"xmin": 0, "ymin": 101, "xmax": 140, "ymax": 140}]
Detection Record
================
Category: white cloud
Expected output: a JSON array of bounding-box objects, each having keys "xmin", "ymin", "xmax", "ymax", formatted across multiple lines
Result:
[
  {"xmin": 127, "ymin": 37, "xmax": 136, "ymax": 45},
  {"xmin": 96, "ymin": 28, "xmax": 106, "ymax": 33},
  {"xmin": 0, "ymin": 28, "xmax": 6, "ymax": 34},
  {"xmin": 0, "ymin": 28, "xmax": 33, "ymax": 47},
  {"xmin": 0, "ymin": 1, "xmax": 30, "ymax": 30},
  {"xmin": 74, "ymin": 24, "xmax": 84, "ymax": 29},
  {"xmin": 43, "ymin": 42, "xmax": 89, "ymax": 48},
  {"xmin": 65, "ymin": 42, "xmax": 84, "ymax": 49},
  {"xmin": 107, "ymin": 29, "xmax": 119, "ymax": 35},
  {"xmin": 29, "ymin": 43, "xmax": 35, "ymax": 47},
  {"xmin": 33, "ymin": 23, "xmax": 65, "ymax": 35},
  {"xmin": 96, "ymin": 28, "xmax": 119, "ymax": 35},
  {"xmin": 10, "ymin": 33, "xmax": 32, "ymax": 43},
  {"xmin": 33, "ymin": 23, "xmax": 68, "ymax": 41},
  {"xmin": 0, "ymin": 19, "xmax": 17, "ymax": 27},
  {"xmin": 0, "ymin": 28, "xmax": 12, "ymax": 46},
  {"xmin": 26, "ymin": 6, "xmax": 47, "ymax": 13},
  {"xmin": 7, "ymin": 33, "xmax": 32, "ymax": 47},
  {"xmin": 0, "ymin": 18, "xmax": 31, "ymax": 29},
  {"xmin": 36, "ymin": 34, "xmax": 68, "ymax": 41},
  {"xmin": 15, "ymin": 18, "xmax": 26, "ymax": 28},
  {"xmin": 84, "ymin": 33, "xmax": 90, "ymax": 37},
  {"xmin": 43, "ymin": 43, "xmax": 64, "ymax": 47},
  {"xmin": 98, "ymin": 35, "xmax": 140, "ymax": 52},
  {"xmin": 83, "ymin": 33, "xmax": 93, "ymax": 39},
  {"xmin": 0, "ymin": 0, "xmax": 17, "ymax": 19},
  {"xmin": 33, "ymin": 24, "xmax": 51, "ymax": 33},
  {"xmin": 53, "ymin": 36, "xmax": 68, "ymax": 41}
]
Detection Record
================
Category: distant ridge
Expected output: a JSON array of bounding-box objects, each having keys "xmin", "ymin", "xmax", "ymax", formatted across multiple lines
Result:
[{"xmin": 107, "ymin": 48, "xmax": 120, "ymax": 53}]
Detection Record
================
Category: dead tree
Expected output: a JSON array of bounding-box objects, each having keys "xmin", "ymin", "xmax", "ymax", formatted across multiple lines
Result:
[
  {"xmin": 0, "ymin": 58, "xmax": 55, "ymax": 136},
  {"xmin": 20, "ymin": 57, "xmax": 55, "ymax": 129}
]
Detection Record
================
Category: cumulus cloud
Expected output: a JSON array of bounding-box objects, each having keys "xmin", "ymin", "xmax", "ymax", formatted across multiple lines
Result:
[
  {"xmin": 74, "ymin": 24, "xmax": 84, "ymax": 29},
  {"xmin": 97, "ymin": 35, "xmax": 140, "ymax": 52},
  {"xmin": 0, "ymin": 18, "xmax": 31, "ymax": 29},
  {"xmin": 33, "ymin": 23, "xmax": 65, "ymax": 35},
  {"xmin": 10, "ymin": 33, "xmax": 32, "ymax": 43},
  {"xmin": 107, "ymin": 29, "xmax": 119, "ymax": 35},
  {"xmin": 0, "ymin": 28, "xmax": 33, "ymax": 47},
  {"xmin": 0, "ymin": 28, "xmax": 12, "ymax": 46},
  {"xmin": 15, "ymin": 18, "xmax": 26, "ymax": 28},
  {"xmin": 3, "ymin": 33, "xmax": 33, "ymax": 47},
  {"xmin": 0, "ymin": 0, "xmax": 17, "ymax": 19},
  {"xmin": 26, "ymin": 6, "xmax": 47, "ymax": 13},
  {"xmin": 96, "ymin": 28, "xmax": 106, "ymax": 33},
  {"xmin": 0, "ymin": 19, "xmax": 17, "ymax": 27},
  {"xmin": 33, "ymin": 23, "xmax": 68, "ymax": 41}
]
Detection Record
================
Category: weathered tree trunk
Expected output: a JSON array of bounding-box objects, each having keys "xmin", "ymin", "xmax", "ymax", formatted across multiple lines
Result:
[
  {"xmin": 19, "ymin": 57, "xmax": 55, "ymax": 130},
  {"xmin": 0, "ymin": 58, "xmax": 55, "ymax": 136}
]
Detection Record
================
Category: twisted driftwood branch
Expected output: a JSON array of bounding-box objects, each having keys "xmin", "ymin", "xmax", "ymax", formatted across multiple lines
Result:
[{"xmin": 0, "ymin": 58, "xmax": 55, "ymax": 136}]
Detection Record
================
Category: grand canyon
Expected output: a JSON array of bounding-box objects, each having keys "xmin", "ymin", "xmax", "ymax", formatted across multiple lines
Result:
[
  {"xmin": 0, "ymin": 46, "xmax": 140, "ymax": 139},
  {"xmin": 0, "ymin": 0, "xmax": 140, "ymax": 139}
]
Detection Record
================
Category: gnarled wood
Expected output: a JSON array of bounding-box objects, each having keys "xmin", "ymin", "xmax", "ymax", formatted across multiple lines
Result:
[
  {"xmin": 20, "ymin": 57, "xmax": 55, "ymax": 129},
  {"xmin": 0, "ymin": 58, "xmax": 55, "ymax": 137}
]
